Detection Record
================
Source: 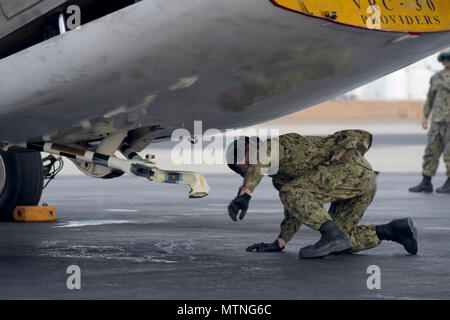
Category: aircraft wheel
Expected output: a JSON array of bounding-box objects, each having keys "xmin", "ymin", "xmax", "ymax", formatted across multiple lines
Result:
[{"xmin": 0, "ymin": 151, "xmax": 44, "ymax": 221}]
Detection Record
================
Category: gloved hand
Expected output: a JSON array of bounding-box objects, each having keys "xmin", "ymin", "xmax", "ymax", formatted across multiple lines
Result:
[
  {"xmin": 246, "ymin": 240, "xmax": 285, "ymax": 252},
  {"xmin": 228, "ymin": 193, "xmax": 251, "ymax": 221}
]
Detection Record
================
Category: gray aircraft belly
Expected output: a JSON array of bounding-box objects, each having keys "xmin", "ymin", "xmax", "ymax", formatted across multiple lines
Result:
[{"xmin": 0, "ymin": 0, "xmax": 449, "ymax": 144}]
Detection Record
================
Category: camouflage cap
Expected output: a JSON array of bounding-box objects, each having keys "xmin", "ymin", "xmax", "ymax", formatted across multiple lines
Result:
[
  {"xmin": 438, "ymin": 51, "xmax": 450, "ymax": 62},
  {"xmin": 226, "ymin": 136, "xmax": 258, "ymax": 164},
  {"xmin": 225, "ymin": 136, "xmax": 260, "ymax": 175}
]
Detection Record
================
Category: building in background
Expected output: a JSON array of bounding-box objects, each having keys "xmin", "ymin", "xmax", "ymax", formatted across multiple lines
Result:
[{"xmin": 347, "ymin": 53, "xmax": 442, "ymax": 101}]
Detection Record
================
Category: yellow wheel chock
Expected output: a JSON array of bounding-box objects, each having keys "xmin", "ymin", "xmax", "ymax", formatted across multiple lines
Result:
[{"xmin": 13, "ymin": 206, "xmax": 56, "ymax": 222}]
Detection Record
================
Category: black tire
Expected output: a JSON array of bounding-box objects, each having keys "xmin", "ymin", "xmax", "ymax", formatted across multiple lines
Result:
[{"xmin": 0, "ymin": 151, "xmax": 44, "ymax": 221}]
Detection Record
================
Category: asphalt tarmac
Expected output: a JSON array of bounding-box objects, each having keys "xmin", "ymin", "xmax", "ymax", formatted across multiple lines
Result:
[{"xmin": 0, "ymin": 171, "xmax": 448, "ymax": 300}]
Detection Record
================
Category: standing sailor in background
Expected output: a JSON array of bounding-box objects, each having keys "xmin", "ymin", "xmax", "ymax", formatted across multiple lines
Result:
[{"xmin": 410, "ymin": 51, "xmax": 450, "ymax": 194}]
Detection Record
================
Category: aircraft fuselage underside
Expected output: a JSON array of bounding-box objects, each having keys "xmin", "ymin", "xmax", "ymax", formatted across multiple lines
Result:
[{"xmin": 0, "ymin": 0, "xmax": 449, "ymax": 146}]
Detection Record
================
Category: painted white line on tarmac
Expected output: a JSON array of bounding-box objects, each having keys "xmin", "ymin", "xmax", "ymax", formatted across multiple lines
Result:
[
  {"xmin": 425, "ymin": 227, "xmax": 450, "ymax": 231},
  {"xmin": 58, "ymin": 220, "xmax": 135, "ymax": 228}
]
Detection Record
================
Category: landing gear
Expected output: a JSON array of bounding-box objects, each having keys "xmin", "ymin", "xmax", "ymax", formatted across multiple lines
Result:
[
  {"xmin": 0, "ymin": 151, "xmax": 44, "ymax": 221},
  {"xmin": 26, "ymin": 141, "xmax": 210, "ymax": 198}
]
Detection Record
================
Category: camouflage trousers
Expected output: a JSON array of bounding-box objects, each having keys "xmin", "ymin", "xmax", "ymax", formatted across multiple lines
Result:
[
  {"xmin": 276, "ymin": 154, "xmax": 381, "ymax": 252},
  {"xmin": 422, "ymin": 122, "xmax": 450, "ymax": 177}
]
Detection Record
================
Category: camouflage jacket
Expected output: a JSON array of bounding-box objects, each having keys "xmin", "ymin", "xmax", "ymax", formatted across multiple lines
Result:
[
  {"xmin": 243, "ymin": 130, "xmax": 373, "ymax": 192},
  {"xmin": 423, "ymin": 69, "xmax": 450, "ymax": 123}
]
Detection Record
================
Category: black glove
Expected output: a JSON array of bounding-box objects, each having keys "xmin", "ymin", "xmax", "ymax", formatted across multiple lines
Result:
[
  {"xmin": 228, "ymin": 193, "xmax": 251, "ymax": 222},
  {"xmin": 246, "ymin": 240, "xmax": 285, "ymax": 252}
]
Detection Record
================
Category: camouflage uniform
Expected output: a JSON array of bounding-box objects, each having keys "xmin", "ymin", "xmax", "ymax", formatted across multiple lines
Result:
[
  {"xmin": 422, "ymin": 69, "xmax": 450, "ymax": 177},
  {"xmin": 243, "ymin": 130, "xmax": 380, "ymax": 252}
]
